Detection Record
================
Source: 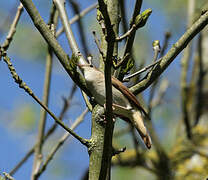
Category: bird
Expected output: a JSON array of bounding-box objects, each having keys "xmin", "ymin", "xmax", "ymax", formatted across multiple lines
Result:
[{"xmin": 78, "ymin": 63, "xmax": 152, "ymax": 149}]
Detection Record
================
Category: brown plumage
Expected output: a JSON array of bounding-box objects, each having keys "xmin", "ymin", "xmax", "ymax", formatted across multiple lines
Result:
[{"xmin": 112, "ymin": 76, "xmax": 149, "ymax": 118}]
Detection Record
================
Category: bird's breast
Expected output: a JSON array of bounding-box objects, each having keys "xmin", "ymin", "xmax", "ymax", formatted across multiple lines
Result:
[{"xmin": 84, "ymin": 68, "xmax": 133, "ymax": 113}]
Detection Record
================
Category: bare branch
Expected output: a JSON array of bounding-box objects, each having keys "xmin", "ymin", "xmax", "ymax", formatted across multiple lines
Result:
[
  {"xmin": 92, "ymin": 31, "xmax": 104, "ymax": 57},
  {"xmin": 69, "ymin": 0, "xmax": 89, "ymax": 56},
  {"xmin": 31, "ymin": 7, "xmax": 58, "ymax": 179},
  {"xmin": 2, "ymin": 53, "xmax": 90, "ymax": 147},
  {"xmin": 56, "ymin": 3, "xmax": 97, "ymax": 37},
  {"xmin": 35, "ymin": 108, "xmax": 88, "ymax": 179},
  {"xmin": 19, "ymin": 0, "xmax": 90, "ymax": 95},
  {"xmin": 53, "ymin": 0, "xmax": 87, "ymax": 65},
  {"xmin": 123, "ymin": 58, "xmax": 163, "ymax": 82},
  {"xmin": 150, "ymin": 79, "xmax": 169, "ymax": 108},
  {"xmin": 160, "ymin": 32, "xmax": 171, "ymax": 57},
  {"xmin": 116, "ymin": 0, "xmax": 143, "ymax": 81},
  {"xmin": 117, "ymin": 8, "xmax": 152, "ymax": 80},
  {"xmin": 1, "ymin": 3, "xmax": 23, "ymax": 50},
  {"xmin": 9, "ymin": 86, "xmax": 77, "ymax": 175},
  {"xmin": 147, "ymin": 35, "xmax": 171, "ymax": 116},
  {"xmin": 180, "ymin": 0, "xmax": 196, "ymax": 139},
  {"xmin": 130, "ymin": 10, "xmax": 208, "ymax": 95},
  {"xmin": 88, "ymin": 0, "xmax": 118, "ymax": 179},
  {"xmin": 194, "ymin": 33, "xmax": 204, "ymax": 126},
  {"xmin": 116, "ymin": 24, "xmax": 136, "ymax": 41}
]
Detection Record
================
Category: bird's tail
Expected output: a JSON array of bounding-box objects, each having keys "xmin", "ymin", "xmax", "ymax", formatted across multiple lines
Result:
[{"xmin": 130, "ymin": 110, "xmax": 152, "ymax": 149}]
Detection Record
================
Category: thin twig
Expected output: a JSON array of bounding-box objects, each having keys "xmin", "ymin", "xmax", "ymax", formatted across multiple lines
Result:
[
  {"xmin": 1, "ymin": 3, "xmax": 23, "ymax": 51},
  {"xmin": 150, "ymin": 79, "xmax": 169, "ymax": 108},
  {"xmin": 56, "ymin": 2, "xmax": 97, "ymax": 37},
  {"xmin": 160, "ymin": 32, "xmax": 171, "ymax": 57},
  {"xmin": 54, "ymin": 0, "xmax": 96, "ymax": 115},
  {"xmin": 69, "ymin": 0, "xmax": 89, "ymax": 56},
  {"xmin": 180, "ymin": 0, "xmax": 195, "ymax": 139},
  {"xmin": 123, "ymin": 40, "xmax": 161, "ymax": 82},
  {"xmin": 81, "ymin": 90, "xmax": 93, "ymax": 112},
  {"xmin": 147, "ymin": 36, "xmax": 170, "ymax": 116},
  {"xmin": 144, "ymin": 40, "xmax": 170, "ymax": 170},
  {"xmin": 147, "ymin": 40, "xmax": 161, "ymax": 114},
  {"xmin": 194, "ymin": 33, "xmax": 204, "ymax": 126},
  {"xmin": 92, "ymin": 31, "xmax": 104, "ymax": 57},
  {"xmin": 54, "ymin": 0, "xmax": 78, "ymax": 53},
  {"xmin": 53, "ymin": 0, "xmax": 87, "ymax": 65},
  {"xmin": 2, "ymin": 53, "xmax": 89, "ymax": 147},
  {"xmin": 35, "ymin": 108, "xmax": 89, "ymax": 178},
  {"xmin": 123, "ymin": 58, "xmax": 163, "ymax": 81},
  {"xmin": 9, "ymin": 86, "xmax": 77, "ymax": 175},
  {"xmin": 120, "ymin": 0, "xmax": 128, "ymax": 35},
  {"xmin": 31, "ymin": 6, "xmax": 58, "ymax": 179},
  {"xmin": 116, "ymin": 24, "xmax": 136, "ymax": 41}
]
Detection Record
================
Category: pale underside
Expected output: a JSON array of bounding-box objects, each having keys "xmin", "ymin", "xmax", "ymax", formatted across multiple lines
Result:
[{"xmin": 82, "ymin": 66, "xmax": 151, "ymax": 148}]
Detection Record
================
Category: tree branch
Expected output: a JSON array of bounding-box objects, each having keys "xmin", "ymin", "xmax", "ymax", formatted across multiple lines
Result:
[
  {"xmin": 1, "ymin": 3, "xmax": 23, "ymax": 51},
  {"xmin": 9, "ymin": 86, "xmax": 77, "ymax": 175},
  {"xmin": 53, "ymin": 0, "xmax": 87, "ymax": 65},
  {"xmin": 31, "ymin": 5, "xmax": 58, "ymax": 179},
  {"xmin": 35, "ymin": 108, "xmax": 88, "ymax": 179},
  {"xmin": 56, "ymin": 2, "xmax": 97, "ymax": 37},
  {"xmin": 88, "ymin": 0, "xmax": 118, "ymax": 179},
  {"xmin": 19, "ymin": 0, "xmax": 89, "ymax": 95},
  {"xmin": 130, "ymin": 10, "xmax": 208, "ymax": 95},
  {"xmin": 2, "ymin": 53, "xmax": 90, "ymax": 147},
  {"xmin": 180, "ymin": 0, "xmax": 195, "ymax": 139},
  {"xmin": 116, "ymin": 0, "xmax": 143, "ymax": 80},
  {"xmin": 98, "ymin": 0, "xmax": 118, "ymax": 179},
  {"xmin": 69, "ymin": 0, "xmax": 89, "ymax": 56}
]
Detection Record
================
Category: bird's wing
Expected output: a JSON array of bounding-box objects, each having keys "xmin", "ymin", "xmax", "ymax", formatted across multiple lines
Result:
[{"xmin": 112, "ymin": 76, "xmax": 149, "ymax": 118}]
